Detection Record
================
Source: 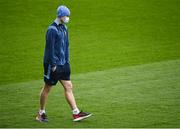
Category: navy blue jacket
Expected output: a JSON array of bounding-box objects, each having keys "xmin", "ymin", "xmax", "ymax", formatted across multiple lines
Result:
[{"xmin": 44, "ymin": 22, "xmax": 69, "ymax": 67}]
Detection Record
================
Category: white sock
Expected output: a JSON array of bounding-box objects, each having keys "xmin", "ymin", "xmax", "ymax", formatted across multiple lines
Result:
[
  {"xmin": 39, "ymin": 109, "xmax": 45, "ymax": 115},
  {"xmin": 72, "ymin": 107, "xmax": 80, "ymax": 115}
]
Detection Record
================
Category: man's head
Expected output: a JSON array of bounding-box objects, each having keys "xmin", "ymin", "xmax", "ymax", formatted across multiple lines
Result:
[{"xmin": 57, "ymin": 5, "xmax": 70, "ymax": 24}]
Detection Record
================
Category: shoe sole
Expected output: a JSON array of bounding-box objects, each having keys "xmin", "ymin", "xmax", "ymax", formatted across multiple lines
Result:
[{"xmin": 73, "ymin": 114, "xmax": 92, "ymax": 122}]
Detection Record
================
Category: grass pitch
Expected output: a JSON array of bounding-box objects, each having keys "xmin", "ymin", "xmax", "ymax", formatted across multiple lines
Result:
[
  {"xmin": 0, "ymin": 0, "xmax": 180, "ymax": 128},
  {"xmin": 0, "ymin": 59, "xmax": 180, "ymax": 127}
]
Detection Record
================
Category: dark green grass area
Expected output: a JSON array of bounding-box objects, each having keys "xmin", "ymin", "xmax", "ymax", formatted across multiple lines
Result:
[
  {"xmin": 0, "ymin": 59, "xmax": 179, "ymax": 127},
  {"xmin": 0, "ymin": 0, "xmax": 180, "ymax": 84}
]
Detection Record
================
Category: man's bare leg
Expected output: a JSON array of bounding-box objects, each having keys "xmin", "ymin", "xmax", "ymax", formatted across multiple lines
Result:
[
  {"xmin": 60, "ymin": 80, "xmax": 77, "ymax": 110},
  {"xmin": 60, "ymin": 80, "xmax": 92, "ymax": 121},
  {"xmin": 40, "ymin": 83, "xmax": 52, "ymax": 110},
  {"xmin": 36, "ymin": 83, "xmax": 52, "ymax": 122}
]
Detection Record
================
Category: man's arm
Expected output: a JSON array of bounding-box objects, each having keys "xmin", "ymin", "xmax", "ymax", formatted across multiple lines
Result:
[{"xmin": 46, "ymin": 28, "xmax": 57, "ymax": 71}]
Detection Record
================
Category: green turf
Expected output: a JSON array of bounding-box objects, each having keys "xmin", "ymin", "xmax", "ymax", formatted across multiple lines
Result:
[
  {"xmin": 0, "ymin": 0, "xmax": 180, "ymax": 127},
  {"xmin": 0, "ymin": 59, "xmax": 179, "ymax": 127},
  {"xmin": 0, "ymin": 0, "xmax": 180, "ymax": 84}
]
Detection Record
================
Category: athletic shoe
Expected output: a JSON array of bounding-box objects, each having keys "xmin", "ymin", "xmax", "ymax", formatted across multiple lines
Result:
[
  {"xmin": 73, "ymin": 111, "xmax": 92, "ymax": 122},
  {"xmin": 36, "ymin": 113, "xmax": 48, "ymax": 122}
]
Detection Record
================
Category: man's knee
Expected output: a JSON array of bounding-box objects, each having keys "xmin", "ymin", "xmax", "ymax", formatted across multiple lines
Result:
[
  {"xmin": 63, "ymin": 81, "xmax": 73, "ymax": 91},
  {"xmin": 43, "ymin": 83, "xmax": 52, "ymax": 93}
]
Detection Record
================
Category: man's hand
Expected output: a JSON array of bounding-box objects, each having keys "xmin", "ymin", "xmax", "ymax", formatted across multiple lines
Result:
[{"xmin": 52, "ymin": 66, "xmax": 57, "ymax": 72}]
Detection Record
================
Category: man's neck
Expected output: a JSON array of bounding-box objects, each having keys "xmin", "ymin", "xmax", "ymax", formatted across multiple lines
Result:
[{"xmin": 54, "ymin": 18, "xmax": 63, "ymax": 25}]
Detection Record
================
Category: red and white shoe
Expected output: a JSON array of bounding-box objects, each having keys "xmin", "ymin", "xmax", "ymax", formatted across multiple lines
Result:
[{"xmin": 73, "ymin": 111, "xmax": 92, "ymax": 122}]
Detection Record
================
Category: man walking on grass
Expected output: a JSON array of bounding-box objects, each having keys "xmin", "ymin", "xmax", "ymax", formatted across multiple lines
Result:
[{"xmin": 36, "ymin": 5, "xmax": 92, "ymax": 122}]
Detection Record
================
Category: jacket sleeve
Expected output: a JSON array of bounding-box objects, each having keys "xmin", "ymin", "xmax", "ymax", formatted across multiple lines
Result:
[{"xmin": 46, "ymin": 28, "xmax": 57, "ymax": 68}]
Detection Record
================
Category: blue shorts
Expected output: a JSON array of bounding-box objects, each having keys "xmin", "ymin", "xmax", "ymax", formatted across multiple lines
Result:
[{"xmin": 44, "ymin": 63, "xmax": 71, "ymax": 86}]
